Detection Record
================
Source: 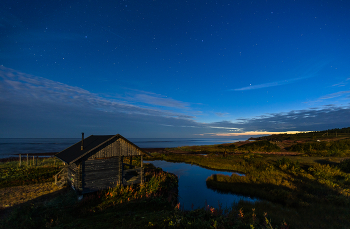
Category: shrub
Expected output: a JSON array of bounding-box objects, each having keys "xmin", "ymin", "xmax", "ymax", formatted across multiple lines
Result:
[
  {"xmin": 238, "ymin": 141, "xmax": 280, "ymax": 152},
  {"xmin": 339, "ymin": 159, "xmax": 350, "ymax": 173}
]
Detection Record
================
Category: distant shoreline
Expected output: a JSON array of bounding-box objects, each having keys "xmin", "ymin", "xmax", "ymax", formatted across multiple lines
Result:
[{"xmin": 0, "ymin": 148, "xmax": 168, "ymax": 162}]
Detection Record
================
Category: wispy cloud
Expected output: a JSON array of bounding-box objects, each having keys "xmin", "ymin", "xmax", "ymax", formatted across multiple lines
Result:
[
  {"xmin": 205, "ymin": 105, "xmax": 350, "ymax": 135},
  {"xmin": 107, "ymin": 89, "xmax": 192, "ymax": 110},
  {"xmin": 0, "ymin": 66, "xmax": 193, "ymax": 119},
  {"xmin": 206, "ymin": 131, "xmax": 306, "ymax": 137},
  {"xmin": 134, "ymin": 93, "xmax": 190, "ymax": 109},
  {"xmin": 233, "ymin": 76, "xmax": 307, "ymax": 91},
  {"xmin": 319, "ymin": 90, "xmax": 350, "ymax": 100},
  {"xmin": 232, "ymin": 60, "xmax": 329, "ymax": 91},
  {"xmin": 0, "ymin": 66, "xmax": 205, "ymax": 138},
  {"xmin": 215, "ymin": 112, "xmax": 229, "ymax": 117},
  {"xmin": 332, "ymin": 78, "xmax": 350, "ymax": 87},
  {"xmin": 1, "ymin": 66, "xmax": 350, "ymax": 138}
]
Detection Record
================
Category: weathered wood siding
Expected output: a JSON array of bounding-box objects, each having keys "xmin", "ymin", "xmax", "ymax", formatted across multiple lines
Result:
[
  {"xmin": 67, "ymin": 163, "xmax": 78, "ymax": 191},
  {"xmin": 82, "ymin": 157, "xmax": 120, "ymax": 194},
  {"xmin": 123, "ymin": 168, "xmax": 144, "ymax": 186},
  {"xmin": 87, "ymin": 138, "xmax": 142, "ymax": 160}
]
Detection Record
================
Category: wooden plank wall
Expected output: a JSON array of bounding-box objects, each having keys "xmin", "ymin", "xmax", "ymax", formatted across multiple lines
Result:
[
  {"xmin": 77, "ymin": 163, "xmax": 82, "ymax": 193},
  {"xmin": 87, "ymin": 138, "xmax": 142, "ymax": 160},
  {"xmin": 67, "ymin": 163, "xmax": 77, "ymax": 190},
  {"xmin": 82, "ymin": 157, "xmax": 120, "ymax": 193},
  {"xmin": 119, "ymin": 138, "xmax": 142, "ymax": 156}
]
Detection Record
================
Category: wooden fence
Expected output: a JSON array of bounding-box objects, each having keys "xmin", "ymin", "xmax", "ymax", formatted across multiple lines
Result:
[{"xmin": 0, "ymin": 154, "xmax": 58, "ymax": 166}]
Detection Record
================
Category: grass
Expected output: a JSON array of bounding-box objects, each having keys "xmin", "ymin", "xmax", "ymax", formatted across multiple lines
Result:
[
  {"xmin": 3, "ymin": 137, "xmax": 350, "ymax": 228},
  {"xmin": 1, "ymin": 156, "xmax": 290, "ymax": 229},
  {"xmin": 0, "ymin": 157, "xmax": 63, "ymax": 189},
  {"xmin": 1, "ymin": 166, "xmax": 180, "ymax": 229},
  {"xmin": 144, "ymin": 152, "xmax": 350, "ymax": 228},
  {"xmin": 166, "ymin": 127, "xmax": 350, "ymax": 157}
]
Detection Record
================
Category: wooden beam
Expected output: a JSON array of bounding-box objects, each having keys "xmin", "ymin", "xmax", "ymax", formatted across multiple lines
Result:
[
  {"xmin": 119, "ymin": 156, "xmax": 123, "ymax": 185},
  {"xmin": 141, "ymin": 155, "xmax": 144, "ymax": 184}
]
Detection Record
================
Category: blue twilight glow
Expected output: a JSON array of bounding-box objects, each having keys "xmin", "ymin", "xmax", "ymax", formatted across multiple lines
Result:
[{"xmin": 1, "ymin": 0, "xmax": 350, "ymax": 138}]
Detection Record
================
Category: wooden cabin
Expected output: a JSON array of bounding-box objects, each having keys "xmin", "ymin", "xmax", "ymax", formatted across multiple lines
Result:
[{"xmin": 55, "ymin": 134, "xmax": 147, "ymax": 195}]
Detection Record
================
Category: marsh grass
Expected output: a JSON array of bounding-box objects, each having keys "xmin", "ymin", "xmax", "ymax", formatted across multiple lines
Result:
[
  {"xmin": 1, "ymin": 167, "xmax": 179, "ymax": 229},
  {"xmin": 145, "ymin": 153, "xmax": 350, "ymax": 228},
  {"xmin": 0, "ymin": 157, "xmax": 62, "ymax": 189},
  {"xmin": 1, "ymin": 161, "xmax": 289, "ymax": 229},
  {"xmin": 3, "ymin": 151, "xmax": 350, "ymax": 228}
]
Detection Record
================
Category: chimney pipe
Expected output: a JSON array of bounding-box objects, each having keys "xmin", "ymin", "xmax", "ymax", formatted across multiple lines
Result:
[{"xmin": 81, "ymin": 132, "xmax": 84, "ymax": 150}]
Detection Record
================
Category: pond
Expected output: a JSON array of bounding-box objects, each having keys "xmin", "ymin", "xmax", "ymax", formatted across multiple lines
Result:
[{"xmin": 145, "ymin": 160, "xmax": 258, "ymax": 210}]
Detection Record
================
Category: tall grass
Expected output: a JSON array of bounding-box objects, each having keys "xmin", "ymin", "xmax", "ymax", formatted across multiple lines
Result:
[
  {"xmin": 0, "ymin": 165, "xmax": 60, "ymax": 188},
  {"xmin": 145, "ymin": 153, "xmax": 350, "ymax": 228},
  {"xmin": 2, "ymin": 161, "xmax": 291, "ymax": 229}
]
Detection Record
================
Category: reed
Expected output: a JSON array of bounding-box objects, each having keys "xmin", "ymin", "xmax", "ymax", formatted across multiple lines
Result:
[{"xmin": 145, "ymin": 153, "xmax": 350, "ymax": 228}]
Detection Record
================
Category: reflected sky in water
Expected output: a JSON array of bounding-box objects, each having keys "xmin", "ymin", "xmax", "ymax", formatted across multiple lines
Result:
[{"xmin": 145, "ymin": 160, "xmax": 257, "ymax": 210}]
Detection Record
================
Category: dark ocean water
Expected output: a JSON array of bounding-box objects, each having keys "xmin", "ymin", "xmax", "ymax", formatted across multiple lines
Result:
[{"xmin": 0, "ymin": 137, "xmax": 246, "ymax": 158}]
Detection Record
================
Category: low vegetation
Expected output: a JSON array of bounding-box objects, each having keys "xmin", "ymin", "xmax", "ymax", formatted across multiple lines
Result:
[
  {"xmin": 145, "ymin": 152, "xmax": 350, "ymax": 228},
  {"xmin": 237, "ymin": 140, "xmax": 280, "ymax": 152},
  {"xmin": 166, "ymin": 127, "xmax": 350, "ymax": 157},
  {"xmin": 0, "ymin": 158, "xmax": 65, "ymax": 189},
  {"xmin": 289, "ymin": 139, "xmax": 350, "ymax": 156},
  {"xmin": 1, "ymin": 157, "xmax": 288, "ymax": 228},
  {"xmin": 2, "ymin": 128, "xmax": 350, "ymax": 228}
]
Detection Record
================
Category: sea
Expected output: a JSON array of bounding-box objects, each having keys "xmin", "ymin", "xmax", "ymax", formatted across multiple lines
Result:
[{"xmin": 0, "ymin": 137, "xmax": 248, "ymax": 159}]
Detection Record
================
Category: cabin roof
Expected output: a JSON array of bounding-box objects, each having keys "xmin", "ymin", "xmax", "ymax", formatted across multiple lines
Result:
[{"xmin": 55, "ymin": 134, "xmax": 146, "ymax": 164}]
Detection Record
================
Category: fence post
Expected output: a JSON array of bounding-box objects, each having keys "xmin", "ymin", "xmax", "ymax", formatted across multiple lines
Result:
[
  {"xmin": 140, "ymin": 155, "xmax": 143, "ymax": 184},
  {"xmin": 27, "ymin": 154, "xmax": 28, "ymax": 166},
  {"xmin": 141, "ymin": 167, "xmax": 144, "ymax": 185},
  {"xmin": 33, "ymin": 156, "xmax": 35, "ymax": 166},
  {"xmin": 19, "ymin": 154, "xmax": 21, "ymax": 167}
]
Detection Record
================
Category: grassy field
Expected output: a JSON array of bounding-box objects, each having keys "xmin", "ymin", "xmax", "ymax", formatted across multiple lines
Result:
[
  {"xmin": 2, "ymin": 128, "xmax": 350, "ymax": 228},
  {"xmin": 143, "ymin": 150, "xmax": 350, "ymax": 228},
  {"xmin": 1, "ymin": 156, "xmax": 294, "ymax": 229}
]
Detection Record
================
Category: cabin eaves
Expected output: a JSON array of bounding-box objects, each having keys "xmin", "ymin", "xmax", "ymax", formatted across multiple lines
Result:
[{"xmin": 55, "ymin": 134, "xmax": 146, "ymax": 164}]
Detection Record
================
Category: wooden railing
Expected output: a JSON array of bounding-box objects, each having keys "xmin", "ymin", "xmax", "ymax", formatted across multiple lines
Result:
[
  {"xmin": 123, "ymin": 167, "xmax": 144, "ymax": 185},
  {"xmin": 55, "ymin": 166, "xmax": 67, "ymax": 184},
  {"xmin": 122, "ymin": 163, "xmax": 136, "ymax": 169}
]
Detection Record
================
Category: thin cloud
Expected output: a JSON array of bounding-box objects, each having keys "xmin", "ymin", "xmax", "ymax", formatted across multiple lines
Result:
[
  {"xmin": 207, "ymin": 106, "xmax": 350, "ymax": 133},
  {"xmin": 332, "ymin": 78, "xmax": 350, "ymax": 87},
  {"xmin": 233, "ymin": 77, "xmax": 307, "ymax": 91},
  {"xmin": 0, "ymin": 66, "xmax": 207, "ymax": 138},
  {"xmin": 232, "ymin": 60, "xmax": 329, "ymax": 91},
  {"xmin": 134, "ymin": 93, "xmax": 190, "ymax": 109},
  {"xmin": 0, "ymin": 66, "xmax": 193, "ymax": 119},
  {"xmin": 212, "ymin": 131, "xmax": 306, "ymax": 137},
  {"xmin": 319, "ymin": 91, "xmax": 350, "ymax": 100},
  {"xmin": 215, "ymin": 112, "xmax": 229, "ymax": 117},
  {"xmin": 2, "ymin": 66, "xmax": 350, "ymax": 138},
  {"xmin": 110, "ymin": 89, "xmax": 191, "ymax": 110}
]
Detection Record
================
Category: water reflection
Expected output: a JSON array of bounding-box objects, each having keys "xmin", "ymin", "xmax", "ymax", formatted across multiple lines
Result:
[{"xmin": 145, "ymin": 160, "xmax": 258, "ymax": 210}]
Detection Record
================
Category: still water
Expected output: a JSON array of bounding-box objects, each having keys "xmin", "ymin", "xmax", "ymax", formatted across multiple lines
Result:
[{"xmin": 145, "ymin": 160, "xmax": 257, "ymax": 210}]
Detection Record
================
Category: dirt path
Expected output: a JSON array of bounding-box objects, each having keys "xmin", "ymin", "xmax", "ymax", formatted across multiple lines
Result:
[{"xmin": 0, "ymin": 182, "xmax": 63, "ymax": 208}]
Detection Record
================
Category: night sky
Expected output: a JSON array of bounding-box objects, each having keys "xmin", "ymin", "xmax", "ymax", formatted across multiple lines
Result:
[{"xmin": 1, "ymin": 0, "xmax": 350, "ymax": 138}]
